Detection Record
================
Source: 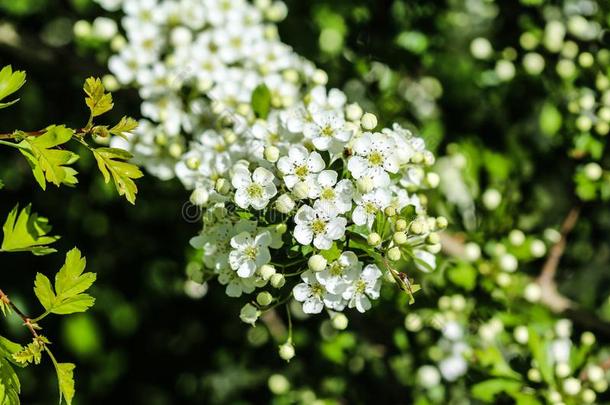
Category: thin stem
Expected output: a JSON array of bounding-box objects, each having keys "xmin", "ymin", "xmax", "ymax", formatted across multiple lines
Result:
[
  {"xmin": 30, "ymin": 311, "xmax": 50, "ymax": 324},
  {"xmin": 286, "ymin": 303, "xmax": 293, "ymax": 342},
  {"xmin": 0, "ymin": 288, "xmax": 39, "ymax": 338}
]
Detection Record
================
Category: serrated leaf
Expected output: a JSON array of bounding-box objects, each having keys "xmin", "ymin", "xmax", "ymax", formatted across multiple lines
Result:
[
  {"xmin": 1, "ymin": 204, "xmax": 59, "ymax": 255},
  {"xmin": 54, "ymin": 362, "xmax": 75, "ymax": 405},
  {"xmin": 18, "ymin": 125, "xmax": 78, "ymax": 189},
  {"xmin": 109, "ymin": 116, "xmax": 138, "ymax": 139},
  {"xmin": 251, "ymin": 84, "xmax": 271, "ymax": 119},
  {"xmin": 33, "ymin": 248, "xmax": 96, "ymax": 315},
  {"xmin": 84, "ymin": 77, "xmax": 113, "ymax": 117},
  {"xmin": 0, "ymin": 337, "xmax": 22, "ymax": 360},
  {"xmin": 92, "ymin": 147, "xmax": 143, "ymax": 204},
  {"xmin": 0, "ymin": 357, "xmax": 20, "ymax": 405},
  {"xmin": 0, "ymin": 65, "xmax": 26, "ymax": 109}
]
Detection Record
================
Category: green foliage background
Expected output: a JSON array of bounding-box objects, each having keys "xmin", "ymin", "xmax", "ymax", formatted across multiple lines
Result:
[{"xmin": 1, "ymin": 0, "xmax": 610, "ymax": 403}]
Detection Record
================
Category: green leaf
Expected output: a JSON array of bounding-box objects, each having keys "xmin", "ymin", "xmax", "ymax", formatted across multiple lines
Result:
[
  {"xmin": 92, "ymin": 147, "xmax": 143, "ymax": 204},
  {"xmin": 471, "ymin": 378, "xmax": 522, "ymax": 402},
  {"xmin": 0, "ymin": 65, "xmax": 26, "ymax": 109},
  {"xmin": 18, "ymin": 125, "xmax": 79, "ymax": 189},
  {"xmin": 0, "ymin": 336, "xmax": 22, "ymax": 359},
  {"xmin": 539, "ymin": 102, "xmax": 562, "ymax": 137},
  {"xmin": 447, "ymin": 262, "xmax": 477, "ymax": 291},
  {"xmin": 0, "ymin": 357, "xmax": 20, "ymax": 405},
  {"xmin": 1, "ymin": 204, "xmax": 60, "ymax": 255},
  {"xmin": 34, "ymin": 248, "xmax": 96, "ymax": 315},
  {"xmin": 12, "ymin": 336, "xmax": 48, "ymax": 365},
  {"xmin": 251, "ymin": 84, "xmax": 272, "ymax": 119},
  {"xmin": 47, "ymin": 350, "xmax": 75, "ymax": 405},
  {"xmin": 109, "ymin": 116, "xmax": 138, "ymax": 139},
  {"xmin": 83, "ymin": 77, "xmax": 113, "ymax": 117}
]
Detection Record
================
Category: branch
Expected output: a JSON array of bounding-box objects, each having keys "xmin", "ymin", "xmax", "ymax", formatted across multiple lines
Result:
[
  {"xmin": 535, "ymin": 207, "xmax": 580, "ymax": 312},
  {"xmin": 0, "ymin": 288, "xmax": 40, "ymax": 338}
]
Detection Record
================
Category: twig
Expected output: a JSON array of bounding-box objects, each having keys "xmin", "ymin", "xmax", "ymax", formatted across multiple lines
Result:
[
  {"xmin": 536, "ymin": 207, "xmax": 580, "ymax": 312},
  {"xmin": 0, "ymin": 288, "xmax": 39, "ymax": 338}
]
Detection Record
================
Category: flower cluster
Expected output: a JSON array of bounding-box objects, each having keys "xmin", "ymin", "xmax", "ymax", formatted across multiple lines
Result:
[{"xmin": 93, "ymin": 0, "xmax": 443, "ymax": 328}]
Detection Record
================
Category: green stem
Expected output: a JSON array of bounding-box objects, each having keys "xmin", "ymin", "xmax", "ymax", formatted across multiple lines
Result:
[{"xmin": 30, "ymin": 311, "xmax": 50, "ymax": 324}]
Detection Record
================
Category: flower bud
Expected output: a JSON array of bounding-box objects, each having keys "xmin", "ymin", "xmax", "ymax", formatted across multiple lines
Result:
[
  {"xmin": 275, "ymin": 223, "xmax": 287, "ymax": 234},
  {"xmin": 264, "ymin": 146, "xmax": 280, "ymax": 163},
  {"xmin": 427, "ymin": 232, "xmax": 440, "ymax": 245},
  {"xmin": 268, "ymin": 374, "xmax": 290, "ymax": 395},
  {"xmin": 426, "ymin": 243, "xmax": 441, "ymax": 254},
  {"xmin": 581, "ymin": 331, "xmax": 596, "ymax": 346},
  {"xmin": 410, "ymin": 152, "xmax": 424, "ymax": 164},
  {"xmin": 215, "ymin": 178, "xmax": 230, "ymax": 194},
  {"xmin": 278, "ymin": 342, "xmax": 295, "ymax": 361},
  {"xmin": 435, "ymin": 216, "xmax": 448, "ymax": 229},
  {"xmin": 384, "ymin": 206, "xmax": 396, "ymax": 217},
  {"xmin": 240, "ymin": 303, "xmax": 260, "ymax": 325},
  {"xmin": 312, "ymin": 69, "xmax": 328, "ymax": 85},
  {"xmin": 426, "ymin": 172, "xmax": 440, "ymax": 188},
  {"xmin": 259, "ymin": 264, "xmax": 276, "ymax": 280},
  {"xmin": 482, "ymin": 188, "xmax": 502, "ymax": 210},
  {"xmin": 524, "ymin": 283, "xmax": 542, "ymax": 302},
  {"xmin": 514, "ymin": 326, "xmax": 529, "ymax": 344},
  {"xmin": 393, "ymin": 232, "xmax": 407, "ymax": 245},
  {"xmin": 584, "ymin": 162, "xmax": 603, "ymax": 181},
  {"xmin": 256, "ymin": 291, "xmax": 274, "ymax": 306},
  {"xmin": 190, "ymin": 187, "xmax": 209, "ymax": 206},
  {"xmin": 292, "ymin": 181, "xmax": 310, "ymax": 199},
  {"xmin": 275, "ymin": 193, "xmax": 295, "ymax": 213},
  {"xmin": 345, "ymin": 103, "xmax": 363, "ymax": 121},
  {"xmin": 361, "ymin": 113, "xmax": 378, "ymax": 130},
  {"xmin": 308, "ymin": 255, "xmax": 327, "ymax": 272},
  {"xmin": 186, "ymin": 156, "xmax": 200, "ymax": 170},
  {"xmin": 394, "ymin": 219, "xmax": 407, "ymax": 232},
  {"xmin": 464, "ymin": 242, "xmax": 481, "ymax": 261},
  {"xmin": 270, "ymin": 273, "xmax": 285, "ymax": 288},
  {"xmin": 563, "ymin": 378, "xmax": 581, "ymax": 396},
  {"xmin": 582, "ymin": 389, "xmax": 596, "ymax": 403},
  {"xmin": 555, "ymin": 362, "xmax": 571, "ymax": 378},
  {"xmin": 367, "ymin": 232, "xmax": 381, "ymax": 246},
  {"xmin": 499, "ymin": 253, "xmax": 518, "ymax": 272},
  {"xmin": 527, "ymin": 368, "xmax": 541, "ymax": 382},
  {"xmin": 169, "ymin": 143, "xmax": 183, "ymax": 158},
  {"xmin": 331, "ymin": 314, "xmax": 348, "ymax": 330},
  {"xmin": 388, "ymin": 247, "xmax": 401, "ymax": 261}
]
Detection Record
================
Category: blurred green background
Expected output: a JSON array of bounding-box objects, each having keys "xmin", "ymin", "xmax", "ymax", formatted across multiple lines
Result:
[{"xmin": 1, "ymin": 0, "xmax": 610, "ymax": 404}]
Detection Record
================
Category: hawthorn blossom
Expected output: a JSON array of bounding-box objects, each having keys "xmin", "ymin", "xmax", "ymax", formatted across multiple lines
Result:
[
  {"xmin": 228, "ymin": 231, "xmax": 272, "ymax": 278},
  {"xmin": 352, "ymin": 188, "xmax": 392, "ymax": 227},
  {"xmin": 342, "ymin": 264, "xmax": 382, "ymax": 313},
  {"xmin": 294, "ymin": 201, "xmax": 347, "ymax": 250},
  {"xmin": 293, "ymin": 270, "xmax": 344, "ymax": 314},
  {"xmin": 276, "ymin": 145, "xmax": 325, "ymax": 193},
  {"xmin": 347, "ymin": 132, "xmax": 399, "ymax": 185},
  {"xmin": 232, "ymin": 167, "xmax": 277, "ymax": 209}
]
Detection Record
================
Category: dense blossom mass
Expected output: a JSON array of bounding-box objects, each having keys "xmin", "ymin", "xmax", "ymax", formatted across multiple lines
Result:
[{"xmin": 95, "ymin": 0, "xmax": 441, "ymax": 319}]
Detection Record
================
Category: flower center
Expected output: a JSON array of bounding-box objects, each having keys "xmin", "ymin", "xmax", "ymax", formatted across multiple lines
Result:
[
  {"xmin": 311, "ymin": 219, "xmax": 327, "ymax": 234},
  {"xmin": 368, "ymin": 151, "xmax": 384, "ymax": 166},
  {"xmin": 294, "ymin": 165, "xmax": 309, "ymax": 179},
  {"xmin": 320, "ymin": 187, "xmax": 335, "ymax": 200},
  {"xmin": 329, "ymin": 262, "xmax": 344, "ymax": 276},
  {"xmin": 311, "ymin": 283, "xmax": 325, "ymax": 297},
  {"xmin": 364, "ymin": 202, "xmax": 378, "ymax": 214},
  {"xmin": 321, "ymin": 125, "xmax": 334, "ymax": 137},
  {"xmin": 247, "ymin": 183, "xmax": 263, "ymax": 199},
  {"xmin": 244, "ymin": 246, "xmax": 258, "ymax": 260},
  {"xmin": 355, "ymin": 279, "xmax": 367, "ymax": 294}
]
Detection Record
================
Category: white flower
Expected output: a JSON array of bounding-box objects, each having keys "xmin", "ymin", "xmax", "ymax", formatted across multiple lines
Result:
[
  {"xmin": 316, "ymin": 251, "xmax": 360, "ymax": 295},
  {"xmin": 352, "ymin": 188, "xmax": 392, "ymax": 228},
  {"xmin": 293, "ymin": 201, "xmax": 347, "ymax": 250},
  {"xmin": 308, "ymin": 86, "xmax": 347, "ymax": 112},
  {"xmin": 303, "ymin": 111, "xmax": 352, "ymax": 153},
  {"xmin": 342, "ymin": 264, "xmax": 382, "ymax": 313},
  {"xmin": 276, "ymin": 145, "xmax": 325, "ymax": 195},
  {"xmin": 232, "ymin": 166, "xmax": 277, "ymax": 209},
  {"xmin": 218, "ymin": 267, "xmax": 256, "ymax": 297},
  {"xmin": 439, "ymin": 355, "xmax": 467, "ymax": 381},
  {"xmin": 313, "ymin": 170, "xmax": 354, "ymax": 213},
  {"xmin": 293, "ymin": 270, "xmax": 343, "ymax": 314},
  {"xmin": 347, "ymin": 132, "xmax": 399, "ymax": 186},
  {"xmin": 229, "ymin": 231, "xmax": 272, "ymax": 278}
]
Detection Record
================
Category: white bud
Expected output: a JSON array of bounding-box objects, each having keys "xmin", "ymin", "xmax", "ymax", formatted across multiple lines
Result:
[
  {"xmin": 524, "ymin": 283, "xmax": 542, "ymax": 302},
  {"xmin": 544, "ymin": 20, "xmax": 566, "ymax": 53},
  {"xmin": 470, "ymin": 37, "xmax": 493, "ymax": 59},
  {"xmin": 270, "ymin": 273, "xmax": 285, "ymax": 288},
  {"xmin": 555, "ymin": 319, "xmax": 572, "ymax": 338},
  {"xmin": 555, "ymin": 362, "xmax": 571, "ymax": 378},
  {"xmin": 278, "ymin": 342, "xmax": 295, "ymax": 361},
  {"xmin": 388, "ymin": 247, "xmax": 401, "ymax": 261},
  {"xmin": 499, "ymin": 254, "xmax": 518, "ymax": 272},
  {"xmin": 275, "ymin": 193, "xmax": 295, "ymax": 213},
  {"xmin": 367, "ymin": 232, "xmax": 381, "ymax": 246},
  {"xmin": 581, "ymin": 331, "xmax": 596, "ymax": 346},
  {"xmin": 496, "ymin": 272, "xmax": 511, "ymax": 287},
  {"xmin": 528, "ymin": 368, "xmax": 542, "ymax": 382},
  {"xmin": 563, "ymin": 378, "xmax": 581, "ymax": 396},
  {"xmin": 393, "ymin": 232, "xmax": 407, "ymax": 245},
  {"xmin": 482, "ymin": 188, "xmax": 502, "ymax": 210},
  {"xmin": 587, "ymin": 365, "xmax": 605, "ymax": 382},
  {"xmin": 417, "ymin": 365, "xmax": 441, "ymax": 388},
  {"xmin": 509, "ymin": 230, "xmax": 526, "ymax": 246},
  {"xmin": 523, "ymin": 52, "xmax": 545, "ymax": 75},
  {"xmin": 268, "ymin": 374, "xmax": 290, "ymax": 395},
  {"xmin": 530, "ymin": 240, "xmax": 547, "ymax": 257},
  {"xmin": 582, "ymin": 389, "xmax": 596, "ymax": 403},
  {"xmin": 404, "ymin": 313, "xmax": 422, "ymax": 332},
  {"xmin": 464, "ymin": 242, "xmax": 481, "ymax": 262},
  {"xmin": 308, "ymin": 255, "xmax": 327, "ymax": 272},
  {"xmin": 450, "ymin": 295, "xmax": 466, "ymax": 311},
  {"xmin": 345, "ymin": 103, "xmax": 363, "ymax": 121},
  {"xmin": 170, "ymin": 26, "xmax": 193, "ymax": 46},
  {"xmin": 584, "ymin": 162, "xmax": 603, "ymax": 181},
  {"xmin": 259, "ymin": 264, "xmax": 276, "ymax": 280},
  {"xmin": 256, "ymin": 291, "xmax": 274, "ymax": 306},
  {"xmin": 73, "ymin": 20, "xmax": 92, "ymax": 38},
  {"xmin": 264, "ymin": 146, "xmax": 280, "ymax": 163},
  {"xmin": 169, "ymin": 143, "xmax": 183, "ymax": 158},
  {"xmin": 312, "ymin": 69, "xmax": 328, "ymax": 85},
  {"xmin": 426, "ymin": 172, "xmax": 440, "ymax": 188},
  {"xmin": 240, "ymin": 303, "xmax": 260, "ymax": 325},
  {"xmin": 495, "ymin": 60, "xmax": 515, "ymax": 81},
  {"xmin": 190, "ymin": 187, "xmax": 209, "ymax": 206},
  {"xmin": 361, "ymin": 113, "xmax": 378, "ymax": 130},
  {"xmin": 331, "ymin": 314, "xmax": 348, "ymax": 330},
  {"xmin": 426, "ymin": 243, "xmax": 442, "ymax": 254},
  {"xmin": 514, "ymin": 326, "xmax": 529, "ymax": 344}
]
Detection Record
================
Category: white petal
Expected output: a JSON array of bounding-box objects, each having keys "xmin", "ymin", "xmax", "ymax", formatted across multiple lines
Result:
[
  {"xmin": 253, "ymin": 167, "xmax": 274, "ymax": 184},
  {"xmin": 355, "ymin": 295, "xmax": 371, "ymax": 313},
  {"xmin": 293, "ymin": 283, "xmax": 311, "ymax": 302},
  {"xmin": 307, "ymin": 152, "xmax": 325, "ymax": 172},
  {"xmin": 303, "ymin": 298, "xmax": 324, "ymax": 314},
  {"xmin": 325, "ymin": 217, "xmax": 347, "ymax": 240},
  {"xmin": 347, "ymin": 156, "xmax": 368, "ymax": 179},
  {"xmin": 234, "ymin": 189, "xmax": 250, "ymax": 209},
  {"xmin": 231, "ymin": 168, "xmax": 251, "ymax": 189},
  {"xmin": 237, "ymin": 261, "xmax": 256, "ymax": 278},
  {"xmin": 294, "ymin": 224, "xmax": 313, "ymax": 245},
  {"xmin": 317, "ymin": 170, "xmax": 338, "ymax": 188},
  {"xmin": 312, "ymin": 136, "xmax": 332, "ymax": 151},
  {"xmin": 352, "ymin": 206, "xmax": 367, "ymax": 226}
]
